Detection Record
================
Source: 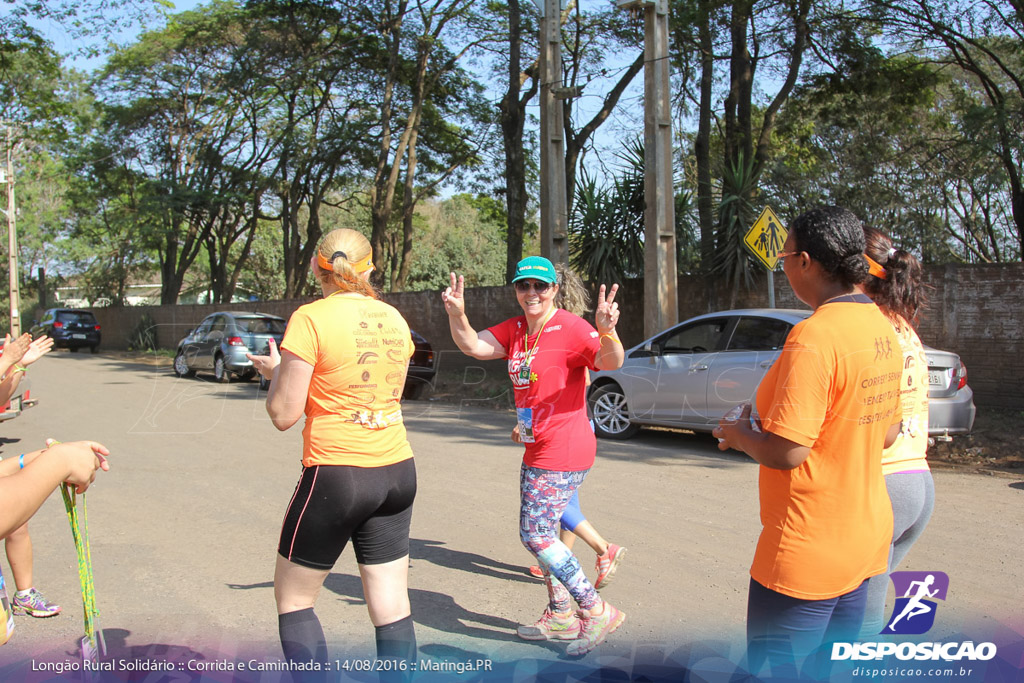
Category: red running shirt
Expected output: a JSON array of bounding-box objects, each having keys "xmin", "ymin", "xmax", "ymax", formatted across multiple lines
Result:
[{"xmin": 487, "ymin": 309, "xmax": 601, "ymax": 471}]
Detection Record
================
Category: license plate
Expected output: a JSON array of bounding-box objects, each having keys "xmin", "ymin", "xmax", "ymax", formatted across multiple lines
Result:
[
  {"xmin": 928, "ymin": 370, "xmax": 947, "ymax": 386},
  {"xmin": 72, "ymin": 333, "xmax": 87, "ymax": 339},
  {"xmin": 9, "ymin": 397, "xmax": 20, "ymax": 412}
]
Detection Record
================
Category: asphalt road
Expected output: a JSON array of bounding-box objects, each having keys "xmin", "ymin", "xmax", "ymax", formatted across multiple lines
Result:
[{"xmin": 0, "ymin": 351, "xmax": 1021, "ymax": 681}]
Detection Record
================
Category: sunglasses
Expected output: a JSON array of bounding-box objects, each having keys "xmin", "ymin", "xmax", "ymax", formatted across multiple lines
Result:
[
  {"xmin": 776, "ymin": 250, "xmax": 799, "ymax": 260},
  {"xmin": 513, "ymin": 280, "xmax": 553, "ymax": 294}
]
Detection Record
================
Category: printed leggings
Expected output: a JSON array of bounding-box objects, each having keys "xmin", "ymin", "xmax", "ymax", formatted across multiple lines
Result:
[{"xmin": 519, "ymin": 464, "xmax": 599, "ymax": 611}]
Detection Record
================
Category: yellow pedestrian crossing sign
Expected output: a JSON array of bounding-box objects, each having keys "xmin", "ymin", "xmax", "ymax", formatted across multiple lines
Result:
[{"xmin": 744, "ymin": 206, "xmax": 787, "ymax": 270}]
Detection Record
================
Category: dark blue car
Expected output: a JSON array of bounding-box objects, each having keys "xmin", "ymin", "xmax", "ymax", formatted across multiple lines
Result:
[{"xmin": 30, "ymin": 308, "xmax": 101, "ymax": 353}]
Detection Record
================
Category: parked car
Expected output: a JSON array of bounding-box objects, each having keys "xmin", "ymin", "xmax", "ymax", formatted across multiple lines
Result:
[
  {"xmin": 173, "ymin": 311, "xmax": 437, "ymax": 399},
  {"xmin": 173, "ymin": 311, "xmax": 287, "ymax": 383},
  {"xmin": 588, "ymin": 308, "xmax": 976, "ymax": 440},
  {"xmin": 30, "ymin": 308, "xmax": 101, "ymax": 353},
  {"xmin": 925, "ymin": 347, "xmax": 976, "ymax": 441}
]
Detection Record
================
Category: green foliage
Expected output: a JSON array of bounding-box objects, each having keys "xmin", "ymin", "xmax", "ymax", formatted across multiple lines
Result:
[
  {"xmin": 714, "ymin": 153, "xmax": 759, "ymax": 302},
  {"xmin": 570, "ymin": 139, "xmax": 695, "ymax": 283},
  {"xmin": 127, "ymin": 313, "xmax": 158, "ymax": 351},
  {"xmin": 402, "ymin": 194, "xmax": 506, "ymax": 291}
]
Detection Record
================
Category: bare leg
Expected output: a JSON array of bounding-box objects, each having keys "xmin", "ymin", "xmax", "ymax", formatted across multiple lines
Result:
[
  {"xmin": 274, "ymin": 554, "xmax": 329, "ymax": 614},
  {"xmin": 358, "ymin": 556, "xmax": 411, "ymax": 627},
  {"xmin": 568, "ymin": 521, "xmax": 609, "ymax": 557},
  {"xmin": 5, "ymin": 523, "xmax": 33, "ymax": 591}
]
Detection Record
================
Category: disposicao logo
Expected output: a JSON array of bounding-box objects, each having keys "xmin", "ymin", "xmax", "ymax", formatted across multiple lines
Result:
[
  {"xmin": 832, "ymin": 570, "xmax": 997, "ymax": 663},
  {"xmin": 883, "ymin": 571, "xmax": 949, "ymax": 635}
]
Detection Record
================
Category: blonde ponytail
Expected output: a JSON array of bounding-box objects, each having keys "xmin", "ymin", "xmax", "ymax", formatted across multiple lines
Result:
[{"xmin": 316, "ymin": 229, "xmax": 378, "ymax": 299}]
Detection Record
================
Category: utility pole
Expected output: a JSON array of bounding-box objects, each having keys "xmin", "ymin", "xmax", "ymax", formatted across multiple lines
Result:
[
  {"xmin": 618, "ymin": 0, "xmax": 677, "ymax": 337},
  {"xmin": 537, "ymin": 0, "xmax": 569, "ymax": 266},
  {"xmin": 2, "ymin": 124, "xmax": 20, "ymax": 336}
]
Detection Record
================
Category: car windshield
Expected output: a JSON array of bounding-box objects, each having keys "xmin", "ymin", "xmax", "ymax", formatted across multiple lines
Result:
[
  {"xmin": 237, "ymin": 316, "xmax": 285, "ymax": 334},
  {"xmin": 56, "ymin": 311, "xmax": 97, "ymax": 324}
]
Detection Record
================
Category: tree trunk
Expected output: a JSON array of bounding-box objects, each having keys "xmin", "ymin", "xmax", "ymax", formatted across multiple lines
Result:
[
  {"xmin": 563, "ymin": 53, "xmax": 644, "ymax": 217},
  {"xmin": 500, "ymin": 0, "xmax": 534, "ymax": 283},
  {"xmin": 696, "ymin": 0, "xmax": 715, "ymax": 288}
]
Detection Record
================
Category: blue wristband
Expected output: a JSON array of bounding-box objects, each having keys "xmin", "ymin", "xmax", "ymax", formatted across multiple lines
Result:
[{"xmin": 19, "ymin": 453, "xmax": 25, "ymax": 469}]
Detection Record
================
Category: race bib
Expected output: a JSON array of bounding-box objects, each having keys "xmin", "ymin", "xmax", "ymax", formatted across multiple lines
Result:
[{"xmin": 516, "ymin": 407, "xmax": 536, "ymax": 443}]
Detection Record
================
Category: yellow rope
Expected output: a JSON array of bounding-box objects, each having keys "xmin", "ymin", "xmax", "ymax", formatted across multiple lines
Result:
[{"xmin": 61, "ymin": 485, "xmax": 99, "ymax": 651}]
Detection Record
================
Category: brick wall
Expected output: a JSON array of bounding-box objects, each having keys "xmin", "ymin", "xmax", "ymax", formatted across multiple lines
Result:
[{"xmin": 89, "ymin": 263, "xmax": 1024, "ymax": 409}]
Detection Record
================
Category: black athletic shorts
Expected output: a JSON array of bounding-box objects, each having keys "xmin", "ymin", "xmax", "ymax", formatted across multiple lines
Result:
[{"xmin": 278, "ymin": 458, "xmax": 417, "ymax": 569}]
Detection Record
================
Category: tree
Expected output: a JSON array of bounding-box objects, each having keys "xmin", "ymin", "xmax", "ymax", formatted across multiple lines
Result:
[
  {"xmin": 570, "ymin": 138, "xmax": 695, "ymax": 284},
  {"xmin": 558, "ymin": 2, "xmax": 644, "ymax": 218},
  {"xmin": 865, "ymin": 0, "xmax": 1023, "ymax": 256},
  {"xmin": 359, "ymin": 0, "xmax": 493, "ymax": 292},
  {"xmin": 494, "ymin": 0, "xmax": 540, "ymax": 282},
  {"xmin": 671, "ymin": 0, "xmax": 814, "ymax": 293}
]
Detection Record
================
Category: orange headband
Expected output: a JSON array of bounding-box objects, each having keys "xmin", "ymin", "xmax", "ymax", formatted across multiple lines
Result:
[
  {"xmin": 865, "ymin": 254, "xmax": 887, "ymax": 279},
  {"xmin": 317, "ymin": 250, "xmax": 374, "ymax": 274}
]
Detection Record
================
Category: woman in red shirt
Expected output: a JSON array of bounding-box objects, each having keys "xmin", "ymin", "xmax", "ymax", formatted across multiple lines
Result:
[{"xmin": 442, "ymin": 256, "xmax": 625, "ymax": 657}]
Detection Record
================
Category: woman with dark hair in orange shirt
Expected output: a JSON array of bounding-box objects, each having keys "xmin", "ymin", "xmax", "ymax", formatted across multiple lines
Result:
[{"xmin": 715, "ymin": 206, "xmax": 903, "ymax": 677}]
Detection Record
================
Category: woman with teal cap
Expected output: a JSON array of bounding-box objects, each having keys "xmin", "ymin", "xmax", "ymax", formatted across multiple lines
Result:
[{"xmin": 442, "ymin": 256, "xmax": 626, "ymax": 657}]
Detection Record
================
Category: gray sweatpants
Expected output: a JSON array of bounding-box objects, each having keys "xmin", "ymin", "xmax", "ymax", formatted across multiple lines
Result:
[{"xmin": 861, "ymin": 470, "xmax": 936, "ymax": 637}]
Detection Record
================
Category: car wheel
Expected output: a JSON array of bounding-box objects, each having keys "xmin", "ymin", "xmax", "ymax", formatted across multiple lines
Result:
[
  {"xmin": 173, "ymin": 350, "xmax": 196, "ymax": 378},
  {"xmin": 213, "ymin": 355, "xmax": 231, "ymax": 383},
  {"xmin": 259, "ymin": 375, "xmax": 270, "ymax": 391},
  {"xmin": 90, "ymin": 345, "xmax": 99, "ymax": 354},
  {"xmin": 240, "ymin": 369, "xmax": 257, "ymax": 382},
  {"xmin": 590, "ymin": 384, "xmax": 640, "ymax": 440}
]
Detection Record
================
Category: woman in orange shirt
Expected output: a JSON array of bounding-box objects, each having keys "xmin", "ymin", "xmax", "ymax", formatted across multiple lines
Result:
[
  {"xmin": 249, "ymin": 229, "xmax": 417, "ymax": 678},
  {"xmin": 715, "ymin": 207, "xmax": 903, "ymax": 677}
]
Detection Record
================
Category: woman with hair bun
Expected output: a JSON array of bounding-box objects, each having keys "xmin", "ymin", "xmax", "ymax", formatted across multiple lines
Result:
[
  {"xmin": 715, "ymin": 206, "xmax": 904, "ymax": 677},
  {"xmin": 859, "ymin": 226, "xmax": 934, "ymax": 636},
  {"xmin": 248, "ymin": 228, "xmax": 418, "ymax": 677}
]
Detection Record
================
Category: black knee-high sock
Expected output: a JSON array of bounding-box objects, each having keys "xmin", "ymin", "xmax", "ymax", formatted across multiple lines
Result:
[
  {"xmin": 375, "ymin": 615, "xmax": 416, "ymax": 683},
  {"xmin": 375, "ymin": 615, "xmax": 416, "ymax": 661},
  {"xmin": 279, "ymin": 608, "xmax": 329, "ymax": 682}
]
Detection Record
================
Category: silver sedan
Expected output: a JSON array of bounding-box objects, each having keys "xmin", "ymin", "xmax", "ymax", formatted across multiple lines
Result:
[{"xmin": 588, "ymin": 308, "xmax": 976, "ymax": 441}]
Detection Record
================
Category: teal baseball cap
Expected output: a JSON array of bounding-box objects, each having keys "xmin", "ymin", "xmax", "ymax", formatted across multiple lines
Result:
[{"xmin": 512, "ymin": 256, "xmax": 558, "ymax": 284}]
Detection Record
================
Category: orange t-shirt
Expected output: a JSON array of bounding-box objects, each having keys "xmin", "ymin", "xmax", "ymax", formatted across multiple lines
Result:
[
  {"xmin": 881, "ymin": 316, "xmax": 930, "ymax": 475},
  {"xmin": 752, "ymin": 298, "xmax": 902, "ymax": 600},
  {"xmin": 281, "ymin": 293, "xmax": 415, "ymax": 468}
]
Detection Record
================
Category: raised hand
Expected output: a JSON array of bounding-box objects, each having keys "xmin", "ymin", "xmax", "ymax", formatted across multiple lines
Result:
[
  {"xmin": 3, "ymin": 333, "xmax": 32, "ymax": 365},
  {"xmin": 594, "ymin": 284, "xmax": 620, "ymax": 334},
  {"xmin": 22, "ymin": 335, "xmax": 55, "ymax": 366},
  {"xmin": 441, "ymin": 272, "xmax": 466, "ymax": 318}
]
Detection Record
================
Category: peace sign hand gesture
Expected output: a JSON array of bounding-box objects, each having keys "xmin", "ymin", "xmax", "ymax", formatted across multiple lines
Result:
[
  {"xmin": 442, "ymin": 272, "xmax": 466, "ymax": 318},
  {"xmin": 594, "ymin": 283, "xmax": 620, "ymax": 335}
]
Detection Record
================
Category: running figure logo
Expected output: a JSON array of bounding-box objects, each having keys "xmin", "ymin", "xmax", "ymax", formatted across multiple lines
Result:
[{"xmin": 883, "ymin": 571, "xmax": 950, "ymax": 635}]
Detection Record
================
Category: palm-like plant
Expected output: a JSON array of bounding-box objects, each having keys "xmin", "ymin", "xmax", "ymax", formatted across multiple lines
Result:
[
  {"xmin": 569, "ymin": 152, "xmax": 645, "ymax": 284},
  {"xmin": 714, "ymin": 153, "xmax": 760, "ymax": 306}
]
